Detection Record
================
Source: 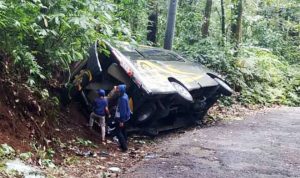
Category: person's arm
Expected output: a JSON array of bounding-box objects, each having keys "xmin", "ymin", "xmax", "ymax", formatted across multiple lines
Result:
[
  {"xmin": 105, "ymin": 106, "xmax": 111, "ymax": 118},
  {"xmin": 118, "ymin": 98, "xmax": 127, "ymax": 120},
  {"xmin": 90, "ymin": 100, "xmax": 96, "ymax": 112}
]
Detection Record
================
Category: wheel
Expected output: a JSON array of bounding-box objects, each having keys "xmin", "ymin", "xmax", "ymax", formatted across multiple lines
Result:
[
  {"xmin": 214, "ymin": 78, "xmax": 234, "ymax": 96},
  {"xmin": 168, "ymin": 78, "xmax": 193, "ymax": 102},
  {"xmin": 135, "ymin": 103, "xmax": 157, "ymax": 124}
]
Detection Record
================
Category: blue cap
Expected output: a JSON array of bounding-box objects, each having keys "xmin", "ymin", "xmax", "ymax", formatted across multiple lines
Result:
[{"xmin": 97, "ymin": 89, "xmax": 105, "ymax": 97}]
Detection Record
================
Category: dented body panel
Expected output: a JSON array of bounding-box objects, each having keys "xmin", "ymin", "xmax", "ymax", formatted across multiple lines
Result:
[{"xmin": 69, "ymin": 41, "xmax": 233, "ymax": 135}]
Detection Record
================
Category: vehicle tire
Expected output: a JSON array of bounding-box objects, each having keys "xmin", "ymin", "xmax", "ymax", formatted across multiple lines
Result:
[
  {"xmin": 192, "ymin": 94, "xmax": 219, "ymax": 125},
  {"xmin": 135, "ymin": 103, "xmax": 157, "ymax": 124},
  {"xmin": 214, "ymin": 78, "xmax": 234, "ymax": 96},
  {"xmin": 168, "ymin": 78, "xmax": 193, "ymax": 102}
]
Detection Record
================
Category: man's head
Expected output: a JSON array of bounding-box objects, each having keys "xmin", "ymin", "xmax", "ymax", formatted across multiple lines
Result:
[
  {"xmin": 117, "ymin": 84, "xmax": 126, "ymax": 96},
  {"xmin": 97, "ymin": 89, "xmax": 105, "ymax": 97}
]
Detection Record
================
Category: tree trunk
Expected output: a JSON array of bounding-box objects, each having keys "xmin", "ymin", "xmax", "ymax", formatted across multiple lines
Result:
[
  {"xmin": 147, "ymin": 1, "xmax": 158, "ymax": 44},
  {"xmin": 236, "ymin": 0, "xmax": 243, "ymax": 45},
  {"xmin": 201, "ymin": 0, "xmax": 213, "ymax": 38},
  {"xmin": 221, "ymin": 0, "xmax": 225, "ymax": 36},
  {"xmin": 164, "ymin": 0, "xmax": 178, "ymax": 50},
  {"xmin": 231, "ymin": 0, "xmax": 243, "ymax": 48}
]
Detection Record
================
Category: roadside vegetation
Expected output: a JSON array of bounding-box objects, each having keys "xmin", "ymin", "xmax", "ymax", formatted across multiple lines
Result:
[
  {"xmin": 0, "ymin": 0, "xmax": 299, "ymax": 176},
  {"xmin": 0, "ymin": 0, "xmax": 298, "ymax": 106}
]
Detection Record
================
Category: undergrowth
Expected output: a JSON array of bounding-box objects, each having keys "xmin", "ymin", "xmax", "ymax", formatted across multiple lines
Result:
[{"xmin": 176, "ymin": 39, "xmax": 299, "ymax": 106}]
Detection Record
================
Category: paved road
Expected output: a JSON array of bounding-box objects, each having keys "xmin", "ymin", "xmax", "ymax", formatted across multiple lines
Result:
[{"xmin": 123, "ymin": 107, "xmax": 300, "ymax": 178}]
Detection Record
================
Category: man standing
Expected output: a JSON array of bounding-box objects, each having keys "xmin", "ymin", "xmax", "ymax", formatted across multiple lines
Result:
[
  {"xmin": 89, "ymin": 89, "xmax": 110, "ymax": 144},
  {"xmin": 115, "ymin": 84, "xmax": 131, "ymax": 151}
]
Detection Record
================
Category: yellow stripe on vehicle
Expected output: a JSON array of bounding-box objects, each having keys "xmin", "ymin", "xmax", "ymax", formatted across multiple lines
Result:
[
  {"xmin": 86, "ymin": 70, "xmax": 92, "ymax": 81},
  {"xmin": 137, "ymin": 60, "xmax": 203, "ymax": 83},
  {"xmin": 129, "ymin": 97, "xmax": 134, "ymax": 112}
]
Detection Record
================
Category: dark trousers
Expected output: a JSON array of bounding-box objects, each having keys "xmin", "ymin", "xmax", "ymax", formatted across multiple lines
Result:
[
  {"xmin": 115, "ymin": 121, "xmax": 128, "ymax": 151},
  {"xmin": 116, "ymin": 123, "xmax": 127, "ymax": 141}
]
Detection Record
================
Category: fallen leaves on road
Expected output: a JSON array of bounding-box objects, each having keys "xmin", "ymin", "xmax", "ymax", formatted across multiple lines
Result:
[{"xmin": 44, "ymin": 136, "xmax": 156, "ymax": 177}]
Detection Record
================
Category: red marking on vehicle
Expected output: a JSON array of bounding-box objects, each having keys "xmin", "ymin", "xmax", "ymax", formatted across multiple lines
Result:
[{"xmin": 127, "ymin": 70, "xmax": 133, "ymax": 77}]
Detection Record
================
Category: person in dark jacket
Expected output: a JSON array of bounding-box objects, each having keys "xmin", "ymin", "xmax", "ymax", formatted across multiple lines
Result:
[
  {"xmin": 89, "ymin": 89, "xmax": 110, "ymax": 144},
  {"xmin": 114, "ymin": 84, "xmax": 131, "ymax": 151}
]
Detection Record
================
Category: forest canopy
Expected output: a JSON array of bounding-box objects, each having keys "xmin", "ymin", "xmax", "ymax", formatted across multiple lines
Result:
[{"xmin": 0, "ymin": 0, "xmax": 299, "ymax": 106}]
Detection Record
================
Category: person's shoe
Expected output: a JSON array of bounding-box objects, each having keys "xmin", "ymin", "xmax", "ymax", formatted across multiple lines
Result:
[
  {"xmin": 113, "ymin": 136, "xmax": 119, "ymax": 143},
  {"xmin": 102, "ymin": 139, "xmax": 106, "ymax": 144},
  {"xmin": 121, "ymin": 147, "xmax": 128, "ymax": 152}
]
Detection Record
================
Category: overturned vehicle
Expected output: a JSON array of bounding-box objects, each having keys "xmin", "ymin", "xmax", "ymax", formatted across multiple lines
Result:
[{"xmin": 69, "ymin": 41, "xmax": 233, "ymax": 135}]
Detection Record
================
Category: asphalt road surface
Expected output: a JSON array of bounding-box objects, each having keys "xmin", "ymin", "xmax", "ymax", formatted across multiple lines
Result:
[{"xmin": 123, "ymin": 107, "xmax": 300, "ymax": 178}]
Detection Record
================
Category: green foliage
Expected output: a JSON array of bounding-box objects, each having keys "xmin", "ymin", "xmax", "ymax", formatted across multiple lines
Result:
[
  {"xmin": 175, "ymin": 1, "xmax": 203, "ymax": 45},
  {"xmin": 114, "ymin": 0, "xmax": 148, "ymax": 41},
  {"xmin": 75, "ymin": 137, "xmax": 97, "ymax": 148},
  {"xmin": 169, "ymin": 0, "xmax": 300, "ymax": 106},
  {"xmin": 0, "ymin": 0, "xmax": 129, "ymax": 86},
  {"xmin": 32, "ymin": 144, "xmax": 56, "ymax": 168},
  {"xmin": 0, "ymin": 144, "xmax": 15, "ymax": 159},
  {"xmin": 243, "ymin": 1, "xmax": 300, "ymax": 65},
  {"xmin": 0, "ymin": 0, "xmax": 299, "ymax": 106},
  {"xmin": 237, "ymin": 48, "xmax": 299, "ymax": 105},
  {"xmin": 63, "ymin": 156, "xmax": 79, "ymax": 166},
  {"xmin": 175, "ymin": 36, "xmax": 299, "ymax": 106},
  {"xmin": 19, "ymin": 152, "xmax": 33, "ymax": 161}
]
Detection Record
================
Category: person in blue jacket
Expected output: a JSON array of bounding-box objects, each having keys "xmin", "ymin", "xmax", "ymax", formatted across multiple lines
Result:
[
  {"xmin": 89, "ymin": 89, "xmax": 110, "ymax": 144},
  {"xmin": 114, "ymin": 84, "xmax": 131, "ymax": 151}
]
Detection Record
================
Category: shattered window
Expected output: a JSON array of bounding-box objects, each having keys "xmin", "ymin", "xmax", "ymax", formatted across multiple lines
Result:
[
  {"xmin": 138, "ymin": 49, "xmax": 185, "ymax": 62},
  {"xmin": 117, "ymin": 42, "xmax": 185, "ymax": 62},
  {"xmin": 120, "ymin": 50, "xmax": 143, "ymax": 61}
]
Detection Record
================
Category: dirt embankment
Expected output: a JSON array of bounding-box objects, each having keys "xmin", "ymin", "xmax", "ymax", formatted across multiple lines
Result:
[
  {"xmin": 0, "ymin": 55, "xmax": 154, "ymax": 178},
  {"xmin": 0, "ymin": 64, "xmax": 39, "ymax": 151},
  {"xmin": 0, "ymin": 54, "xmax": 99, "ymax": 154}
]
